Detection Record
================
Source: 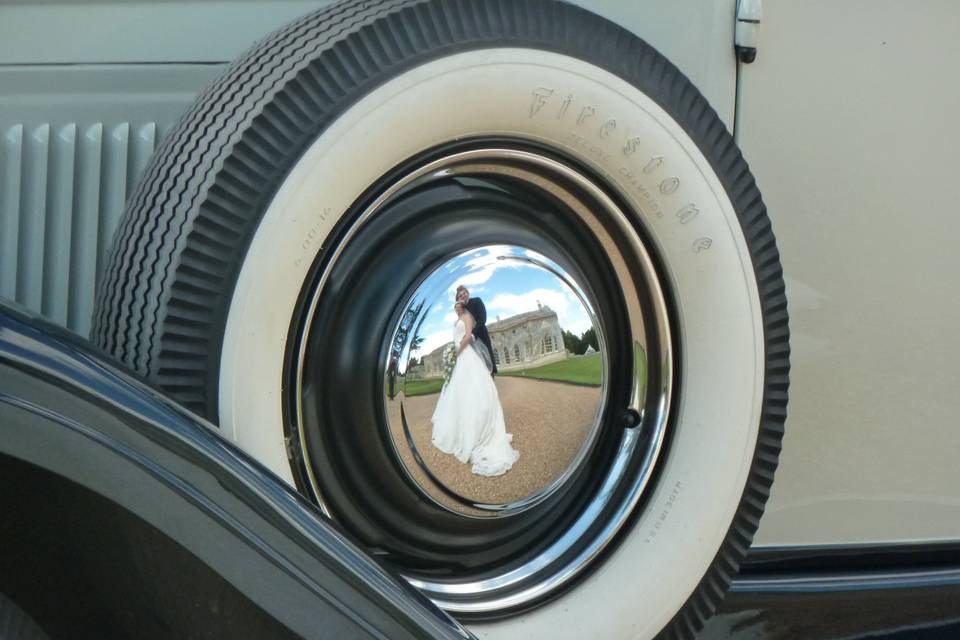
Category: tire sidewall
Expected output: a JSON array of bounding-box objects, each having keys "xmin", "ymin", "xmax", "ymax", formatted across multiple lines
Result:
[{"xmin": 219, "ymin": 49, "xmax": 765, "ymax": 638}]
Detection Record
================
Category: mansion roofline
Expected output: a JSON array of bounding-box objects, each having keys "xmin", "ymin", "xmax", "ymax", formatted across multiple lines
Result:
[{"xmin": 488, "ymin": 306, "xmax": 557, "ymax": 333}]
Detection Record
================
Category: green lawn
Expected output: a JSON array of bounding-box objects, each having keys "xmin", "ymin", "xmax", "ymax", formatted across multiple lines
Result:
[
  {"xmin": 404, "ymin": 377, "xmax": 445, "ymax": 397},
  {"xmin": 500, "ymin": 353, "xmax": 601, "ymax": 386},
  {"xmin": 403, "ymin": 353, "xmax": 603, "ymax": 393}
]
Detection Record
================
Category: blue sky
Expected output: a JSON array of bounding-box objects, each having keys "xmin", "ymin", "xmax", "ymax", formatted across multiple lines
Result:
[{"xmin": 412, "ymin": 247, "xmax": 594, "ymax": 357}]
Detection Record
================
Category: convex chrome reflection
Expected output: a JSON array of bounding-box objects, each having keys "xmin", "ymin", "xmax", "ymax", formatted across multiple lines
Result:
[
  {"xmin": 385, "ymin": 246, "xmax": 607, "ymax": 517},
  {"xmin": 291, "ymin": 145, "xmax": 674, "ymax": 615}
]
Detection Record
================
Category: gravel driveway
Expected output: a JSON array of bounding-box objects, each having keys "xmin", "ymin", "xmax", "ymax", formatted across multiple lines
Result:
[{"xmin": 387, "ymin": 377, "xmax": 602, "ymax": 508}]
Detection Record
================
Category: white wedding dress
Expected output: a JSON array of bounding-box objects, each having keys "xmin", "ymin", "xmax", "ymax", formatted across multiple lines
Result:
[{"xmin": 431, "ymin": 315, "xmax": 519, "ymax": 476}]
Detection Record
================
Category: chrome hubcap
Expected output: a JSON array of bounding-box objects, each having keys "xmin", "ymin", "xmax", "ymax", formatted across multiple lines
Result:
[
  {"xmin": 385, "ymin": 245, "xmax": 607, "ymax": 518},
  {"xmin": 289, "ymin": 144, "xmax": 674, "ymax": 616}
]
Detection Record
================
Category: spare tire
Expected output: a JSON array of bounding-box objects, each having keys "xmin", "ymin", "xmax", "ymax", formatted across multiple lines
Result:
[{"xmin": 93, "ymin": 1, "xmax": 789, "ymax": 638}]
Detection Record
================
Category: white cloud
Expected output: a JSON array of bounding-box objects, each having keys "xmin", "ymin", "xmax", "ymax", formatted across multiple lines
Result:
[
  {"xmin": 446, "ymin": 264, "xmax": 498, "ymax": 296},
  {"xmin": 488, "ymin": 288, "xmax": 567, "ymax": 317},
  {"xmin": 445, "ymin": 247, "xmax": 522, "ymax": 298},
  {"xmin": 486, "ymin": 287, "xmax": 591, "ymax": 335},
  {"xmin": 416, "ymin": 329, "xmax": 455, "ymax": 357},
  {"xmin": 563, "ymin": 309, "xmax": 593, "ymax": 335}
]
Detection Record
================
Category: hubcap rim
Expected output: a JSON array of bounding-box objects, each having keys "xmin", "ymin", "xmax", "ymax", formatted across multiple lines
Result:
[{"xmin": 289, "ymin": 143, "xmax": 675, "ymax": 615}]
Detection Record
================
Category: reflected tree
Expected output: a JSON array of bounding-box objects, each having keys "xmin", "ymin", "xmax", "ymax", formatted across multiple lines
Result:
[
  {"xmin": 562, "ymin": 328, "xmax": 598, "ymax": 355},
  {"xmin": 562, "ymin": 329, "xmax": 582, "ymax": 354},
  {"xmin": 388, "ymin": 300, "xmax": 425, "ymax": 399},
  {"xmin": 580, "ymin": 327, "xmax": 599, "ymax": 352}
]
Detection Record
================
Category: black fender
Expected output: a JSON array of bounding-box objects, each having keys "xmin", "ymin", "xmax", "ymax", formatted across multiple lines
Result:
[{"xmin": 0, "ymin": 302, "xmax": 470, "ymax": 640}]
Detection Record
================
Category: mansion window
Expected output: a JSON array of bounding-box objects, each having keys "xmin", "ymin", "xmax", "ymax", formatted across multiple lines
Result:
[
  {"xmin": 544, "ymin": 336, "xmax": 554, "ymax": 352},
  {"xmin": 493, "ymin": 349, "xmax": 500, "ymax": 365},
  {"xmin": 514, "ymin": 345, "xmax": 521, "ymax": 361},
  {"xmin": 504, "ymin": 348, "xmax": 511, "ymax": 364}
]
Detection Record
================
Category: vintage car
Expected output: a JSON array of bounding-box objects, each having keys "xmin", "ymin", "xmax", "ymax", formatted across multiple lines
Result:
[{"xmin": 0, "ymin": 1, "xmax": 957, "ymax": 638}]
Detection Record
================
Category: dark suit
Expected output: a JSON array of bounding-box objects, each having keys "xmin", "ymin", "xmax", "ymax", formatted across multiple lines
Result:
[{"xmin": 465, "ymin": 297, "xmax": 497, "ymax": 374}]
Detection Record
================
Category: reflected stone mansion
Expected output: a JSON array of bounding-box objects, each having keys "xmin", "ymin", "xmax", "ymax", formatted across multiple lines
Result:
[
  {"xmin": 410, "ymin": 303, "xmax": 567, "ymax": 379},
  {"xmin": 489, "ymin": 303, "xmax": 566, "ymax": 371}
]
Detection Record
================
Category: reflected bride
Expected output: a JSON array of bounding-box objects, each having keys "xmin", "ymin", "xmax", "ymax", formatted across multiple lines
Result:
[{"xmin": 431, "ymin": 301, "xmax": 519, "ymax": 476}]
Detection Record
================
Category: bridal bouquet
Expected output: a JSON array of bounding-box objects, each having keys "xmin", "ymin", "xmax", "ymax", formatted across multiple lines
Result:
[{"xmin": 442, "ymin": 343, "xmax": 457, "ymax": 386}]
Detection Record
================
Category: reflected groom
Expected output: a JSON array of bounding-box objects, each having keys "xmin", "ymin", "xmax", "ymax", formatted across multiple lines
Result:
[{"xmin": 456, "ymin": 285, "xmax": 497, "ymax": 375}]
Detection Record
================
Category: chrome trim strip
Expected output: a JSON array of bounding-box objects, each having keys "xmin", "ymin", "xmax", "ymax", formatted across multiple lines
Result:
[{"xmin": 731, "ymin": 567, "xmax": 960, "ymax": 593}]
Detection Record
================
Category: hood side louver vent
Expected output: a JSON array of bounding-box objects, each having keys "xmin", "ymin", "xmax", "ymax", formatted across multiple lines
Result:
[{"xmin": 1, "ymin": 121, "xmax": 159, "ymax": 336}]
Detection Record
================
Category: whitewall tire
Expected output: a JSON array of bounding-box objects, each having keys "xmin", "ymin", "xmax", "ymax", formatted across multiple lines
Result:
[{"xmin": 93, "ymin": 2, "xmax": 789, "ymax": 638}]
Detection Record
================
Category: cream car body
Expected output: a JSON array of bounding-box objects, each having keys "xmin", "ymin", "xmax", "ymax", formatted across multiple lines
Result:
[{"xmin": 0, "ymin": 0, "xmax": 956, "ymax": 589}]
